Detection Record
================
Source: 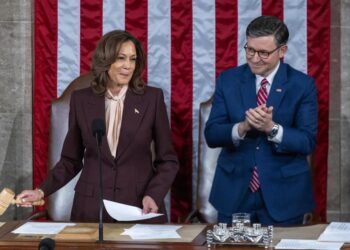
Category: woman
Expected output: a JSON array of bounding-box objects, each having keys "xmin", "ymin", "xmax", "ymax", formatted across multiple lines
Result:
[{"xmin": 17, "ymin": 30, "xmax": 179, "ymax": 223}]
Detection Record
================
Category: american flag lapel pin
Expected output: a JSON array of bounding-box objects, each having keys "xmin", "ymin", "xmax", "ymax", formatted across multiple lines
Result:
[{"xmin": 134, "ymin": 108, "xmax": 139, "ymax": 114}]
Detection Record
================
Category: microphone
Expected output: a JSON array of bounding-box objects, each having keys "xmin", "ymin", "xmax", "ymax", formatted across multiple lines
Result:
[
  {"xmin": 38, "ymin": 238, "xmax": 55, "ymax": 250},
  {"xmin": 92, "ymin": 118, "xmax": 105, "ymax": 243},
  {"xmin": 92, "ymin": 118, "xmax": 105, "ymax": 146}
]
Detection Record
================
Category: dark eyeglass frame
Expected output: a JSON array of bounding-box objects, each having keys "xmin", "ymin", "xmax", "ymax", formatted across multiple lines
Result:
[{"xmin": 244, "ymin": 43, "xmax": 284, "ymax": 59}]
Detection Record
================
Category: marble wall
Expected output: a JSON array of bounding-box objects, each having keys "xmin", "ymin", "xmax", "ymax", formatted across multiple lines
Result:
[
  {"xmin": 327, "ymin": 0, "xmax": 341, "ymax": 221},
  {"xmin": 0, "ymin": 0, "xmax": 33, "ymax": 220},
  {"xmin": 0, "ymin": 0, "xmax": 349, "ymax": 221},
  {"xmin": 327, "ymin": 0, "xmax": 350, "ymax": 222},
  {"xmin": 327, "ymin": 0, "xmax": 350, "ymax": 221},
  {"xmin": 341, "ymin": 0, "xmax": 350, "ymax": 221}
]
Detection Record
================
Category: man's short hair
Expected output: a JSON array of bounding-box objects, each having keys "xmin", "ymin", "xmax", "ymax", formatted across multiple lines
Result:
[{"xmin": 246, "ymin": 16, "xmax": 289, "ymax": 46}]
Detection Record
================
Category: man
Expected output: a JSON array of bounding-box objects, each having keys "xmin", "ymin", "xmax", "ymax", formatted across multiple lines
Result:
[{"xmin": 205, "ymin": 16, "xmax": 317, "ymax": 226}]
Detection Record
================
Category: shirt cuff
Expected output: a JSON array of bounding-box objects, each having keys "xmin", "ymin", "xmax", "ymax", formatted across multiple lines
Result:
[{"xmin": 232, "ymin": 122, "xmax": 246, "ymax": 145}]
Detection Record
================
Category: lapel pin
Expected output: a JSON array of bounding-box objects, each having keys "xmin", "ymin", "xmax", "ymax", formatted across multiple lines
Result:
[
  {"xmin": 276, "ymin": 88, "xmax": 282, "ymax": 92},
  {"xmin": 134, "ymin": 108, "xmax": 139, "ymax": 114}
]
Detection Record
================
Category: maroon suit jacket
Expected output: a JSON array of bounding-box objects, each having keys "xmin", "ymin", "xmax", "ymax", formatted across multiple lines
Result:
[{"xmin": 40, "ymin": 85, "xmax": 179, "ymax": 223}]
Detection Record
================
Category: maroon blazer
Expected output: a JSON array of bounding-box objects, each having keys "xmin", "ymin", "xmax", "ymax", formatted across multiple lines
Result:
[{"xmin": 40, "ymin": 85, "xmax": 179, "ymax": 223}]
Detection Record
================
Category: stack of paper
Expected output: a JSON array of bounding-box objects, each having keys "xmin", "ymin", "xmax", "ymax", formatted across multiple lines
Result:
[
  {"xmin": 103, "ymin": 200, "xmax": 163, "ymax": 221},
  {"xmin": 12, "ymin": 222, "xmax": 75, "ymax": 235},
  {"xmin": 318, "ymin": 222, "xmax": 350, "ymax": 242},
  {"xmin": 275, "ymin": 239, "xmax": 343, "ymax": 250},
  {"xmin": 121, "ymin": 224, "xmax": 182, "ymax": 240},
  {"xmin": 275, "ymin": 222, "xmax": 350, "ymax": 250}
]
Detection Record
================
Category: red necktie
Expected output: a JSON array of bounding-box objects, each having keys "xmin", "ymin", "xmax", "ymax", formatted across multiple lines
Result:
[
  {"xmin": 249, "ymin": 78, "xmax": 268, "ymax": 192},
  {"xmin": 257, "ymin": 78, "xmax": 268, "ymax": 106}
]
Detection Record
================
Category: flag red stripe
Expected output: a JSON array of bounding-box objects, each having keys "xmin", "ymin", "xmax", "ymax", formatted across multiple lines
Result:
[
  {"xmin": 33, "ymin": 0, "xmax": 58, "ymax": 188},
  {"xmin": 125, "ymin": 0, "xmax": 148, "ymax": 83},
  {"xmin": 262, "ymin": 0, "xmax": 284, "ymax": 20},
  {"xmin": 80, "ymin": 0, "xmax": 103, "ymax": 74},
  {"xmin": 170, "ymin": 0, "xmax": 193, "ymax": 222},
  {"xmin": 307, "ymin": 0, "xmax": 330, "ymax": 222},
  {"xmin": 215, "ymin": 0, "xmax": 238, "ymax": 77}
]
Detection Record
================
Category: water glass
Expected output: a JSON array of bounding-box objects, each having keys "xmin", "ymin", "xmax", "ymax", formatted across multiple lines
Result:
[{"xmin": 232, "ymin": 213, "xmax": 250, "ymax": 227}]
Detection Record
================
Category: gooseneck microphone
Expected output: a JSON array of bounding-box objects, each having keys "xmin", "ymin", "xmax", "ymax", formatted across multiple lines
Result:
[
  {"xmin": 38, "ymin": 238, "xmax": 55, "ymax": 250},
  {"xmin": 92, "ymin": 118, "xmax": 105, "ymax": 146},
  {"xmin": 92, "ymin": 118, "xmax": 105, "ymax": 243}
]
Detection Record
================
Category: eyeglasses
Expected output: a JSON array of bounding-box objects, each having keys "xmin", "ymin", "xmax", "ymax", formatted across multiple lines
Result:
[{"xmin": 244, "ymin": 43, "xmax": 283, "ymax": 59}]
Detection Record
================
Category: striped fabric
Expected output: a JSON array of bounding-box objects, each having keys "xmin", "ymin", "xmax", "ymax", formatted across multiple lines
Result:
[
  {"xmin": 34, "ymin": 0, "xmax": 330, "ymax": 222},
  {"xmin": 250, "ymin": 78, "xmax": 269, "ymax": 192},
  {"xmin": 257, "ymin": 78, "xmax": 268, "ymax": 106},
  {"xmin": 250, "ymin": 166, "xmax": 260, "ymax": 193}
]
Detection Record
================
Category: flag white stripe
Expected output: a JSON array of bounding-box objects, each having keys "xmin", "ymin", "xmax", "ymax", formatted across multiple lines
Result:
[
  {"xmin": 103, "ymin": 0, "xmax": 125, "ymax": 34},
  {"xmin": 192, "ymin": 0, "xmax": 216, "ymax": 206},
  {"xmin": 284, "ymin": 0, "xmax": 307, "ymax": 73},
  {"xmin": 237, "ymin": 0, "xmax": 261, "ymax": 66},
  {"xmin": 147, "ymin": 0, "xmax": 171, "ymax": 116},
  {"xmin": 57, "ymin": 0, "xmax": 81, "ymax": 96},
  {"xmin": 148, "ymin": 0, "xmax": 172, "ymax": 219}
]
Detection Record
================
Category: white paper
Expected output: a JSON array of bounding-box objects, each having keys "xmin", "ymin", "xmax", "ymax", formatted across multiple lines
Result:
[
  {"xmin": 12, "ymin": 222, "xmax": 75, "ymax": 235},
  {"xmin": 318, "ymin": 222, "xmax": 350, "ymax": 242},
  {"xmin": 103, "ymin": 199, "xmax": 163, "ymax": 221},
  {"xmin": 121, "ymin": 224, "xmax": 182, "ymax": 240},
  {"xmin": 275, "ymin": 239, "xmax": 343, "ymax": 250}
]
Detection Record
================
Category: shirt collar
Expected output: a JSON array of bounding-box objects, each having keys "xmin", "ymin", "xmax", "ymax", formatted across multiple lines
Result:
[
  {"xmin": 256, "ymin": 61, "xmax": 280, "ymax": 86},
  {"xmin": 106, "ymin": 85, "xmax": 128, "ymax": 101}
]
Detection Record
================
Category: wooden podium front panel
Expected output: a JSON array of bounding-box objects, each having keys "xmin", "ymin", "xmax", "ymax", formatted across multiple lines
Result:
[
  {"xmin": 0, "ymin": 221, "xmax": 350, "ymax": 250},
  {"xmin": 0, "ymin": 221, "xmax": 208, "ymax": 249}
]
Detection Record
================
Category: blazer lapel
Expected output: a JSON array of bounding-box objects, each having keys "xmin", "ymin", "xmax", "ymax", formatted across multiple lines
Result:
[
  {"xmin": 240, "ymin": 66, "xmax": 257, "ymax": 110},
  {"xmin": 115, "ymin": 89, "xmax": 147, "ymax": 159},
  {"xmin": 266, "ymin": 63, "xmax": 288, "ymax": 111},
  {"xmin": 86, "ymin": 91, "xmax": 115, "ymax": 163}
]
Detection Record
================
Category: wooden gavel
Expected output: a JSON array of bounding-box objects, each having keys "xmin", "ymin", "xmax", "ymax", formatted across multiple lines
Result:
[{"xmin": 0, "ymin": 188, "xmax": 45, "ymax": 216}]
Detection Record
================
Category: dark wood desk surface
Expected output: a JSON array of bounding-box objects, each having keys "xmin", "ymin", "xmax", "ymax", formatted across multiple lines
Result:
[{"xmin": 0, "ymin": 221, "xmax": 349, "ymax": 250}]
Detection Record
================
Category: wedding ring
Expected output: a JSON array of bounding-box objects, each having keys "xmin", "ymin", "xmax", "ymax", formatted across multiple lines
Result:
[{"xmin": 21, "ymin": 198, "xmax": 25, "ymax": 203}]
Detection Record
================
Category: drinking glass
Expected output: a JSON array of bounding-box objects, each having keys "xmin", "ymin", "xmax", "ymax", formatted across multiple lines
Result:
[{"xmin": 232, "ymin": 213, "xmax": 250, "ymax": 227}]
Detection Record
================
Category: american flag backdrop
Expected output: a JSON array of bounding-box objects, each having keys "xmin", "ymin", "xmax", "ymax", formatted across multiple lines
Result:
[{"xmin": 34, "ymin": 0, "xmax": 330, "ymax": 222}]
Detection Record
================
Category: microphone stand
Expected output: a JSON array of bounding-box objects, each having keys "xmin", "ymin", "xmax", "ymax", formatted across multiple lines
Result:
[{"xmin": 95, "ymin": 134, "xmax": 104, "ymax": 243}]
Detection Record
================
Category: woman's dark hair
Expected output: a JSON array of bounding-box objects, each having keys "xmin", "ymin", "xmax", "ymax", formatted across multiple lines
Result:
[
  {"xmin": 246, "ymin": 16, "xmax": 289, "ymax": 46},
  {"xmin": 91, "ymin": 30, "xmax": 146, "ymax": 95}
]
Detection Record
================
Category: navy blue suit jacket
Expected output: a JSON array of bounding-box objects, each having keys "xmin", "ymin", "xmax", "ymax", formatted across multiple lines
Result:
[{"xmin": 205, "ymin": 62, "xmax": 317, "ymax": 221}]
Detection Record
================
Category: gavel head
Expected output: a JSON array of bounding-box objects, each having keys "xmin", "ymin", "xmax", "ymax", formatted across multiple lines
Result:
[{"xmin": 0, "ymin": 188, "xmax": 15, "ymax": 216}]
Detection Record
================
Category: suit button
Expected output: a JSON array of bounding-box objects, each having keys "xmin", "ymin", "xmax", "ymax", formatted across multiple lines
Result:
[{"xmin": 256, "ymin": 146, "xmax": 260, "ymax": 150}]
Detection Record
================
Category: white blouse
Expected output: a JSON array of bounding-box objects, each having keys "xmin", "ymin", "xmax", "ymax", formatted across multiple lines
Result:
[{"xmin": 105, "ymin": 85, "xmax": 128, "ymax": 157}]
